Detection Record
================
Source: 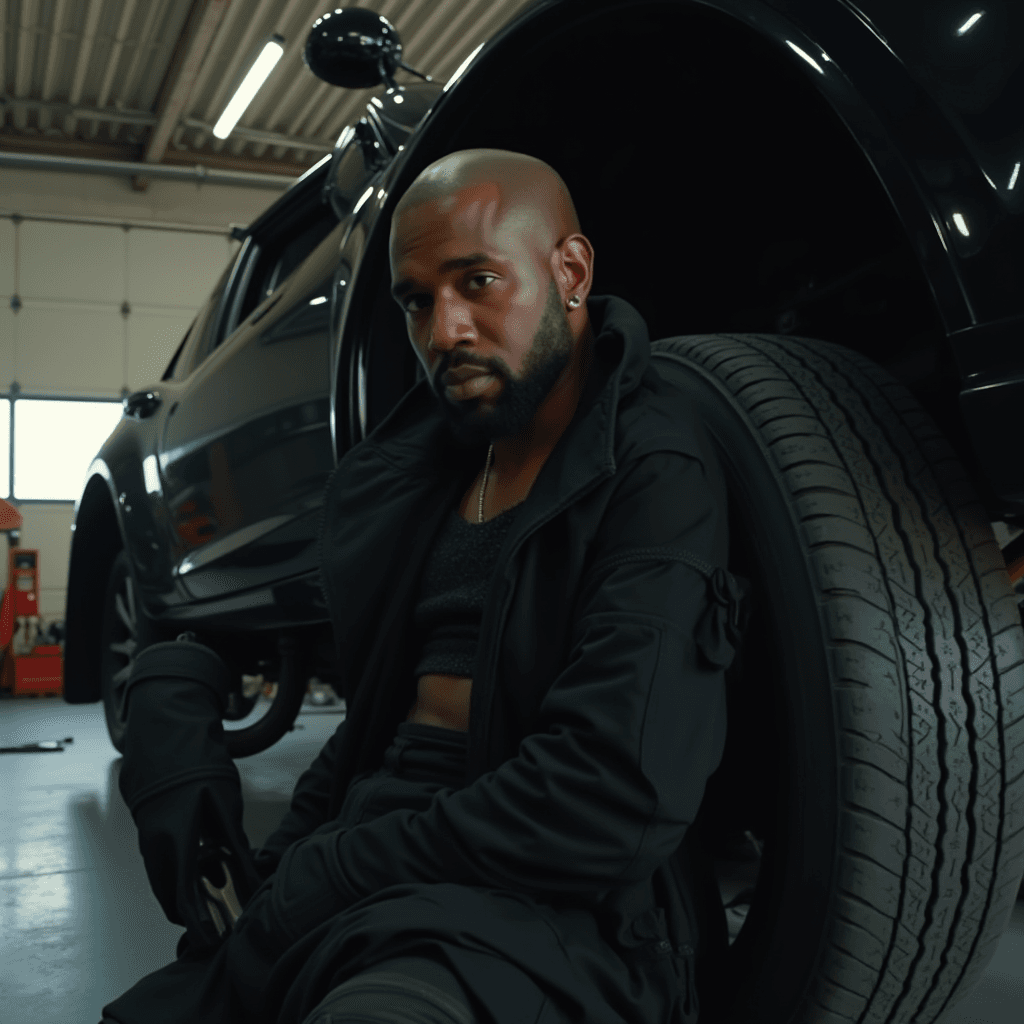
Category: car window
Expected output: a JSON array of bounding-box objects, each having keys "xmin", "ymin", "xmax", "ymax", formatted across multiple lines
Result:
[
  {"xmin": 260, "ymin": 276, "xmax": 332, "ymax": 344},
  {"xmin": 327, "ymin": 124, "xmax": 375, "ymax": 216},
  {"xmin": 234, "ymin": 215, "xmax": 340, "ymax": 331}
]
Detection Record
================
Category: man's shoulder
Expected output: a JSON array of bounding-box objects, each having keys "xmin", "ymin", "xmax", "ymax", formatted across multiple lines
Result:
[{"xmin": 613, "ymin": 362, "xmax": 715, "ymax": 472}]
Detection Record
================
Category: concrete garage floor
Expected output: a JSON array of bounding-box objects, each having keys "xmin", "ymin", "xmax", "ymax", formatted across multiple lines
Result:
[{"xmin": 1, "ymin": 698, "xmax": 1022, "ymax": 1024}]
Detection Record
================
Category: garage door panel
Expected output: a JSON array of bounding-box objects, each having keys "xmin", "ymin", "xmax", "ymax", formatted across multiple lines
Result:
[
  {"xmin": 19, "ymin": 222, "xmax": 125, "ymax": 303},
  {"xmin": 0, "ymin": 220, "xmax": 14, "ymax": 297},
  {"xmin": 127, "ymin": 308, "xmax": 195, "ymax": 390},
  {"xmin": 17, "ymin": 301, "xmax": 123, "ymax": 395},
  {"xmin": 127, "ymin": 230, "xmax": 232, "ymax": 309},
  {"xmin": 22, "ymin": 505, "xmax": 74, "ymax": 591},
  {"xmin": 0, "ymin": 306, "xmax": 14, "ymax": 391}
]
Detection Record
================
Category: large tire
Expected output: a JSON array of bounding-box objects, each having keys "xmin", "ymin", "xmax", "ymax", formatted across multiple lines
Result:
[
  {"xmin": 99, "ymin": 549, "xmax": 309, "ymax": 758},
  {"xmin": 649, "ymin": 334, "xmax": 1024, "ymax": 1024}
]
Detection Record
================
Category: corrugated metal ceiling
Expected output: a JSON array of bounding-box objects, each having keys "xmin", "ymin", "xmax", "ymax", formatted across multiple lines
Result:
[{"xmin": 0, "ymin": 0, "xmax": 536, "ymax": 178}]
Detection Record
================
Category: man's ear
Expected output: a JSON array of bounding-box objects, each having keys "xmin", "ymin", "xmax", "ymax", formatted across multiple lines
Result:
[{"xmin": 552, "ymin": 233, "xmax": 595, "ymax": 304}]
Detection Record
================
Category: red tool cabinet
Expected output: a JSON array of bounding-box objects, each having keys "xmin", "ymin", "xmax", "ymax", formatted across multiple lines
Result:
[{"xmin": 0, "ymin": 548, "xmax": 64, "ymax": 696}]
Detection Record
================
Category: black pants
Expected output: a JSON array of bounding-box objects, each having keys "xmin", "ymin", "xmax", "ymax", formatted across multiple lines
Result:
[
  {"xmin": 110, "ymin": 656, "xmax": 480, "ymax": 1024},
  {"xmin": 104, "ymin": 657, "xmax": 684, "ymax": 1024},
  {"xmin": 301, "ymin": 721, "xmax": 479, "ymax": 1023}
]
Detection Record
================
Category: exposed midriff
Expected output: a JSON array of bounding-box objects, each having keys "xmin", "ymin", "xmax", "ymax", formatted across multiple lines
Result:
[{"xmin": 403, "ymin": 457, "xmax": 542, "ymax": 732}]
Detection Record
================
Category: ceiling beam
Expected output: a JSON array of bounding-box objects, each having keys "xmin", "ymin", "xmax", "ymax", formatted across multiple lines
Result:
[
  {"xmin": 2, "ymin": 97, "xmax": 156, "ymax": 128},
  {"xmin": 144, "ymin": 0, "xmax": 230, "ymax": 166},
  {"xmin": 0, "ymin": 148, "xmax": 295, "ymax": 189},
  {"xmin": 0, "ymin": 130, "xmax": 317, "ymax": 178},
  {"xmin": 0, "ymin": 98, "xmax": 332, "ymax": 153}
]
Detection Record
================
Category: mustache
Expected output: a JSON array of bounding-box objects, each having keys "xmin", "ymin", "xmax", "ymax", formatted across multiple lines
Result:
[{"xmin": 435, "ymin": 356, "xmax": 502, "ymax": 385}]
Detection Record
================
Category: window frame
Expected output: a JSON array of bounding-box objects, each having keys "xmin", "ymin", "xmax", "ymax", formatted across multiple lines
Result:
[{"xmin": 161, "ymin": 319, "xmax": 195, "ymax": 381}]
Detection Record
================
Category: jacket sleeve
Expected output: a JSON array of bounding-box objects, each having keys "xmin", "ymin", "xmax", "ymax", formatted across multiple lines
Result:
[
  {"xmin": 251, "ymin": 717, "xmax": 351, "ymax": 880},
  {"xmin": 266, "ymin": 449, "xmax": 737, "ymax": 933}
]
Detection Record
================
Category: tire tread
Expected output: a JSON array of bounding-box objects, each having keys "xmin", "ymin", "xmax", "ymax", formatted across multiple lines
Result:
[{"xmin": 650, "ymin": 332, "xmax": 1024, "ymax": 1024}]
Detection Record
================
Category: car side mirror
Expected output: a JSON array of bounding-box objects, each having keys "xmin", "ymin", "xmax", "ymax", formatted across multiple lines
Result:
[
  {"xmin": 305, "ymin": 8, "xmax": 411, "ymax": 90},
  {"xmin": 306, "ymin": 9, "xmax": 439, "ymax": 219}
]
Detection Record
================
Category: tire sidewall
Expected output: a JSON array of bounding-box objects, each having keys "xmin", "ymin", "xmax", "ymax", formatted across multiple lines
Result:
[
  {"xmin": 656, "ymin": 352, "xmax": 841, "ymax": 1019},
  {"xmin": 98, "ymin": 549, "xmax": 154, "ymax": 752}
]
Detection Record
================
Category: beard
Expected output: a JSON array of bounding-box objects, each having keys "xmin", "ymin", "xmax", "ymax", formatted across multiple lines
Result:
[{"xmin": 433, "ymin": 279, "xmax": 575, "ymax": 448}]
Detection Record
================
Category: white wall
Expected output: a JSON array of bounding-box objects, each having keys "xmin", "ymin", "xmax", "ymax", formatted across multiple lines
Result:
[{"xmin": 0, "ymin": 167, "xmax": 289, "ymax": 627}]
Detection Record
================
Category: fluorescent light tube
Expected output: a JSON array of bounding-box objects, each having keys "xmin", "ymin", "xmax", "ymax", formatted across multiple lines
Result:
[
  {"xmin": 213, "ymin": 37, "xmax": 285, "ymax": 139},
  {"xmin": 957, "ymin": 12, "xmax": 983, "ymax": 36}
]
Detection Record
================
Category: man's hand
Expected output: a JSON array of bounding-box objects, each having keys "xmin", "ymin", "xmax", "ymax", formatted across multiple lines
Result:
[{"xmin": 134, "ymin": 796, "xmax": 238, "ymax": 953}]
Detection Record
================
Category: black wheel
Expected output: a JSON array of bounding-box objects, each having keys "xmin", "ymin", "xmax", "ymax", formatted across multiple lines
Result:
[
  {"xmin": 99, "ymin": 549, "xmax": 310, "ymax": 758},
  {"xmin": 99, "ymin": 549, "xmax": 163, "ymax": 753},
  {"xmin": 650, "ymin": 334, "xmax": 1024, "ymax": 1024}
]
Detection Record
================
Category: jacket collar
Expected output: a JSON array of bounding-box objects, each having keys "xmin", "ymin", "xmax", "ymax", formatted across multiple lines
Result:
[{"xmin": 357, "ymin": 293, "xmax": 653, "ymax": 501}]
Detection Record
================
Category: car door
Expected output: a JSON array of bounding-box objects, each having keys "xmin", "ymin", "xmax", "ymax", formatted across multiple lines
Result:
[{"xmin": 157, "ymin": 201, "xmax": 342, "ymax": 603}]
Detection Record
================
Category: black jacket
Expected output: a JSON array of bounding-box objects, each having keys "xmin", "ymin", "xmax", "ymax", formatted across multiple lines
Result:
[
  {"xmin": 103, "ymin": 294, "xmax": 745, "ymax": 1024},
  {"xmin": 249, "ymin": 293, "xmax": 745, "ymax": 1019}
]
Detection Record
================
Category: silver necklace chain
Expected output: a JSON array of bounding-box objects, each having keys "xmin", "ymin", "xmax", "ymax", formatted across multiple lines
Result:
[{"xmin": 478, "ymin": 443, "xmax": 494, "ymax": 523}]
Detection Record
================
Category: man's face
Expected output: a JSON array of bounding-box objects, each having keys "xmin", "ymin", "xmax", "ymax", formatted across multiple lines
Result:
[{"xmin": 390, "ymin": 183, "xmax": 576, "ymax": 447}]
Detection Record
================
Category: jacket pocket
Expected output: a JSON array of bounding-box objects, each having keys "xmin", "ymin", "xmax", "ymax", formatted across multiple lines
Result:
[
  {"xmin": 671, "ymin": 944, "xmax": 698, "ymax": 1024},
  {"xmin": 623, "ymin": 932, "xmax": 698, "ymax": 1024},
  {"xmin": 651, "ymin": 859, "xmax": 701, "ymax": 1023}
]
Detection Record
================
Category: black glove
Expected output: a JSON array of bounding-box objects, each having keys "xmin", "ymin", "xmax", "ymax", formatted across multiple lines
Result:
[
  {"xmin": 131, "ymin": 777, "xmax": 259, "ymax": 951},
  {"xmin": 118, "ymin": 637, "xmax": 264, "ymax": 953}
]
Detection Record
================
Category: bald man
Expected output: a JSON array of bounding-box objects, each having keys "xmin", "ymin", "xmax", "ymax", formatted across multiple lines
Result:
[{"xmin": 102, "ymin": 150, "xmax": 745, "ymax": 1024}]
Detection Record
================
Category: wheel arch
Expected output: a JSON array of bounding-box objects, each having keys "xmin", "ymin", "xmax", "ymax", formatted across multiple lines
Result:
[{"xmin": 341, "ymin": 0, "xmax": 1001, "ymax": 509}]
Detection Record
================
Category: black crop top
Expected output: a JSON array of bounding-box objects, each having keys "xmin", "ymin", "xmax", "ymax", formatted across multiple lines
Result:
[{"xmin": 412, "ymin": 502, "xmax": 522, "ymax": 677}]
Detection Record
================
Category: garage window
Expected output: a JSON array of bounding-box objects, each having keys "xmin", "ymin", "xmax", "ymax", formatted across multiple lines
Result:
[{"xmin": 12, "ymin": 399, "xmax": 123, "ymax": 501}]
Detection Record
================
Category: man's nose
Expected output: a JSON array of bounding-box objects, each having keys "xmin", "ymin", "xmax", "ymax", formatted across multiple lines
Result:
[{"xmin": 428, "ymin": 290, "xmax": 474, "ymax": 350}]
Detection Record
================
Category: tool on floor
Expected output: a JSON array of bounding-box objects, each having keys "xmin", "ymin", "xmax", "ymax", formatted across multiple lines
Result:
[
  {"xmin": 0, "ymin": 735, "xmax": 74, "ymax": 754},
  {"xmin": 0, "ymin": 499, "xmax": 64, "ymax": 697}
]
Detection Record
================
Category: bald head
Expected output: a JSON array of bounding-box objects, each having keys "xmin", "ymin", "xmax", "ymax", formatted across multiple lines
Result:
[
  {"xmin": 387, "ymin": 148, "xmax": 596, "ymax": 460},
  {"xmin": 392, "ymin": 149, "xmax": 581, "ymax": 258}
]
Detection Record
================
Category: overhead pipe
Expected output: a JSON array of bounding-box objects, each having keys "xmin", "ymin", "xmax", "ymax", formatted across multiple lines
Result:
[{"xmin": 0, "ymin": 149, "xmax": 295, "ymax": 189}]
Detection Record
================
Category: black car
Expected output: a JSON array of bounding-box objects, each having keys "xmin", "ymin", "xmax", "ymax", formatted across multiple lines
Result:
[{"xmin": 64, "ymin": 3, "xmax": 1024, "ymax": 1022}]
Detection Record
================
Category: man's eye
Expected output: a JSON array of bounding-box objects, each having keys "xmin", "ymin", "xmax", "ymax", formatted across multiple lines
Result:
[
  {"xmin": 468, "ymin": 274, "xmax": 496, "ymax": 290},
  {"xmin": 403, "ymin": 295, "xmax": 429, "ymax": 313}
]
